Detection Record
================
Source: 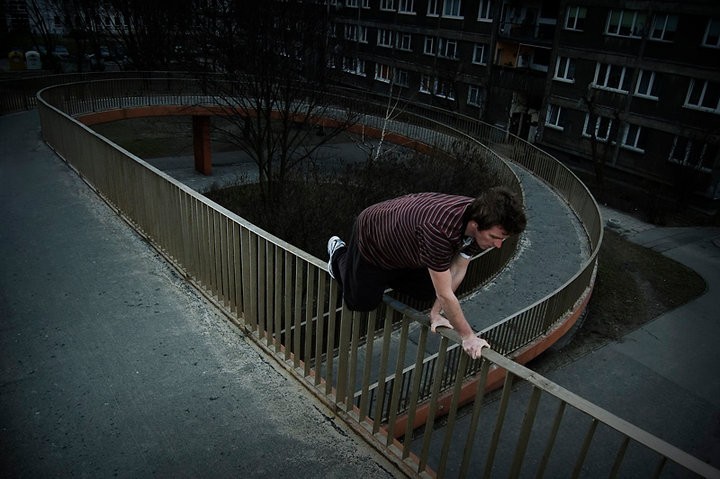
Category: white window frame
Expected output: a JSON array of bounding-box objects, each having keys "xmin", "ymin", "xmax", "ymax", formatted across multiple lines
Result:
[
  {"xmin": 435, "ymin": 79, "xmax": 455, "ymax": 100},
  {"xmin": 375, "ymin": 63, "xmax": 392, "ymax": 83},
  {"xmin": 380, "ymin": 0, "xmax": 394, "ymax": 11},
  {"xmin": 554, "ymin": 56, "xmax": 575, "ymax": 83},
  {"xmin": 443, "ymin": 0, "xmax": 462, "ymax": 19},
  {"xmin": 545, "ymin": 104, "xmax": 564, "ymax": 131},
  {"xmin": 468, "ymin": 85, "xmax": 483, "ymax": 106},
  {"xmin": 593, "ymin": 62, "xmax": 631, "ymax": 93},
  {"xmin": 398, "ymin": 0, "xmax": 415, "ymax": 14},
  {"xmin": 377, "ymin": 29, "xmax": 393, "ymax": 48},
  {"xmin": 635, "ymin": 70, "xmax": 659, "ymax": 100},
  {"xmin": 343, "ymin": 57, "xmax": 366, "ymax": 76},
  {"xmin": 583, "ymin": 114, "xmax": 613, "ymax": 141},
  {"xmin": 344, "ymin": 24, "xmax": 367, "ymax": 42},
  {"xmin": 427, "ymin": 0, "xmax": 441, "ymax": 16},
  {"xmin": 419, "ymin": 74, "xmax": 455, "ymax": 100},
  {"xmin": 669, "ymin": 137, "xmax": 717, "ymax": 172},
  {"xmin": 419, "ymin": 74, "xmax": 432, "ymax": 94},
  {"xmin": 702, "ymin": 18, "xmax": 720, "ymax": 48},
  {"xmin": 358, "ymin": 26, "xmax": 368, "ymax": 43},
  {"xmin": 437, "ymin": 38, "xmax": 458, "ymax": 59},
  {"xmin": 621, "ymin": 124, "xmax": 645, "ymax": 152},
  {"xmin": 394, "ymin": 69, "xmax": 409, "ymax": 87},
  {"xmin": 649, "ymin": 14, "xmax": 678, "ymax": 42},
  {"xmin": 345, "ymin": 0, "xmax": 359, "ymax": 7},
  {"xmin": 472, "ymin": 43, "xmax": 488, "ymax": 65},
  {"xmin": 564, "ymin": 6, "xmax": 586, "ymax": 31},
  {"xmin": 396, "ymin": 32, "xmax": 412, "ymax": 51},
  {"xmin": 684, "ymin": 79, "xmax": 720, "ymax": 113},
  {"xmin": 477, "ymin": 0, "xmax": 492, "ymax": 22},
  {"xmin": 424, "ymin": 36, "xmax": 436, "ymax": 55},
  {"xmin": 606, "ymin": 10, "xmax": 647, "ymax": 38}
]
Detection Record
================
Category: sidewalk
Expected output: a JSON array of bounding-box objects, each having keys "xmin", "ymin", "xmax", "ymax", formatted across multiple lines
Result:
[
  {"xmin": 544, "ymin": 206, "xmax": 720, "ymax": 469},
  {"xmin": 0, "ymin": 111, "xmax": 397, "ymax": 477}
]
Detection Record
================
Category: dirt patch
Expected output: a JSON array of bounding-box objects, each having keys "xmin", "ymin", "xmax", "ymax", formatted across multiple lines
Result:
[{"xmin": 531, "ymin": 229, "xmax": 706, "ymax": 372}]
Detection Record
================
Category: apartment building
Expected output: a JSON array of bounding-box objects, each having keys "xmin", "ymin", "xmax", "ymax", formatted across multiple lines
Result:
[{"xmin": 328, "ymin": 0, "xmax": 720, "ymax": 203}]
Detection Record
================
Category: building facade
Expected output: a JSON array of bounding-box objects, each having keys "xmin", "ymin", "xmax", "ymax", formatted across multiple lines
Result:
[{"xmin": 328, "ymin": 0, "xmax": 720, "ymax": 203}]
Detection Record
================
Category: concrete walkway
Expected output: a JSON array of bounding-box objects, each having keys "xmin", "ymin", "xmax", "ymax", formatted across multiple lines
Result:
[
  {"xmin": 0, "ymin": 111, "xmax": 398, "ymax": 477},
  {"xmin": 416, "ymin": 207, "xmax": 720, "ymax": 476},
  {"xmin": 553, "ymin": 207, "xmax": 720, "ymax": 467}
]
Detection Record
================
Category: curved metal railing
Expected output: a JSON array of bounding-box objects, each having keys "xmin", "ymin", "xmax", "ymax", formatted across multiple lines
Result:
[{"xmin": 29, "ymin": 75, "xmax": 715, "ymax": 479}]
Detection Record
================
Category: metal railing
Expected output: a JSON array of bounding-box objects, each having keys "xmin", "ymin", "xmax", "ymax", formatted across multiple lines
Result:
[{"xmin": 34, "ymin": 76, "xmax": 719, "ymax": 478}]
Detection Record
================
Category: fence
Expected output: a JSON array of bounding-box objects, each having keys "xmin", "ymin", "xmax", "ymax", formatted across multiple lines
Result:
[{"xmin": 33, "ymin": 76, "xmax": 718, "ymax": 478}]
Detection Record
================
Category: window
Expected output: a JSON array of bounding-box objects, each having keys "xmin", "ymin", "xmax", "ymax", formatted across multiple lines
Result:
[
  {"xmin": 443, "ymin": 0, "xmax": 462, "ymax": 18},
  {"xmin": 375, "ymin": 63, "xmax": 392, "ymax": 82},
  {"xmin": 702, "ymin": 19, "xmax": 720, "ymax": 48},
  {"xmin": 622, "ymin": 124, "xmax": 645, "ymax": 152},
  {"xmin": 380, "ymin": 0, "xmax": 394, "ymax": 11},
  {"xmin": 343, "ymin": 57, "xmax": 366, "ymax": 76},
  {"xmin": 424, "ymin": 36, "xmax": 435, "ymax": 55},
  {"xmin": 669, "ymin": 137, "xmax": 718, "ymax": 171},
  {"xmin": 554, "ymin": 56, "xmax": 575, "ymax": 82},
  {"xmin": 435, "ymin": 80, "xmax": 455, "ymax": 99},
  {"xmin": 545, "ymin": 104, "xmax": 565, "ymax": 130},
  {"xmin": 472, "ymin": 44, "xmax": 488, "ymax": 65},
  {"xmin": 419, "ymin": 75, "xmax": 433, "ymax": 94},
  {"xmin": 606, "ymin": 10, "xmax": 648, "ymax": 38},
  {"xmin": 344, "ymin": 24, "xmax": 367, "ymax": 42},
  {"xmin": 635, "ymin": 70, "xmax": 659, "ymax": 99},
  {"xmin": 685, "ymin": 79, "xmax": 720, "ymax": 113},
  {"xmin": 468, "ymin": 85, "xmax": 484, "ymax": 106},
  {"xmin": 394, "ymin": 69, "xmax": 409, "ymax": 87},
  {"xmin": 419, "ymin": 75, "xmax": 455, "ymax": 99},
  {"xmin": 650, "ymin": 14, "xmax": 678, "ymax": 42},
  {"xmin": 346, "ymin": 0, "xmax": 358, "ymax": 7},
  {"xmin": 396, "ymin": 32, "xmax": 412, "ymax": 50},
  {"xmin": 564, "ymin": 6, "xmax": 587, "ymax": 31},
  {"xmin": 477, "ymin": 0, "xmax": 492, "ymax": 21},
  {"xmin": 593, "ymin": 62, "xmax": 631, "ymax": 92},
  {"xmin": 377, "ymin": 29, "xmax": 393, "ymax": 47},
  {"xmin": 583, "ymin": 114, "xmax": 613, "ymax": 141},
  {"xmin": 438, "ymin": 38, "xmax": 458, "ymax": 59},
  {"xmin": 398, "ymin": 0, "xmax": 415, "ymax": 14},
  {"xmin": 427, "ymin": 0, "xmax": 440, "ymax": 16}
]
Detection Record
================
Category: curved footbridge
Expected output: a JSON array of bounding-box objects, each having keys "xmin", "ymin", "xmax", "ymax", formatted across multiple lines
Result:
[{"xmin": 33, "ymin": 76, "xmax": 719, "ymax": 479}]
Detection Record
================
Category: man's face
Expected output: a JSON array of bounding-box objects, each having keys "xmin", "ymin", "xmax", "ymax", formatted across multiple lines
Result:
[{"xmin": 467, "ymin": 223, "xmax": 509, "ymax": 250}]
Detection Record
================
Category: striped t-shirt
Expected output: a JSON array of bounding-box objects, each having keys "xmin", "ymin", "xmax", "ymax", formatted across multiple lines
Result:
[{"xmin": 356, "ymin": 192, "xmax": 481, "ymax": 271}]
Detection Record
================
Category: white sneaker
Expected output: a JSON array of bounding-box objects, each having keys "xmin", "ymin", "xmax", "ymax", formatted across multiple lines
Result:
[{"xmin": 327, "ymin": 236, "xmax": 345, "ymax": 279}]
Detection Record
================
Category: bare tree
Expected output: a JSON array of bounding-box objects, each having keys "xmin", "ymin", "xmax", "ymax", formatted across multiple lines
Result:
[
  {"xmin": 105, "ymin": 0, "xmax": 195, "ymax": 69},
  {"xmin": 196, "ymin": 0, "xmax": 359, "ymax": 204},
  {"xmin": 581, "ymin": 85, "xmax": 622, "ymax": 197}
]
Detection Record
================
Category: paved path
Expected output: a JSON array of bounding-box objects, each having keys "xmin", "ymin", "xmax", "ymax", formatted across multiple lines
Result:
[
  {"xmin": 414, "ymin": 206, "xmax": 720, "ymax": 475},
  {"xmin": 0, "ymin": 111, "xmax": 397, "ymax": 478}
]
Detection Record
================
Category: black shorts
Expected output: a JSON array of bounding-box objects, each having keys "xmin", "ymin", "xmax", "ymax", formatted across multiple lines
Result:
[{"xmin": 332, "ymin": 227, "xmax": 436, "ymax": 311}]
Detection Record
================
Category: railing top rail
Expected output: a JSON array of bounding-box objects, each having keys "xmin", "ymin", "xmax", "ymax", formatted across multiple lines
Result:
[
  {"xmin": 483, "ymin": 348, "xmax": 720, "ymax": 479},
  {"xmin": 36, "ymin": 83, "xmax": 329, "ymax": 269}
]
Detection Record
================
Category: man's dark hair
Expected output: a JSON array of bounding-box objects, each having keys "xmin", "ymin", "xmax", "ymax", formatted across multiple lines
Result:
[{"xmin": 465, "ymin": 186, "xmax": 527, "ymax": 235}]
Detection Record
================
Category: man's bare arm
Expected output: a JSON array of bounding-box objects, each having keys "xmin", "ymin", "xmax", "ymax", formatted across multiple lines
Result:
[
  {"xmin": 429, "ymin": 254, "xmax": 470, "ymax": 325},
  {"xmin": 428, "ymin": 268, "xmax": 489, "ymax": 359}
]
